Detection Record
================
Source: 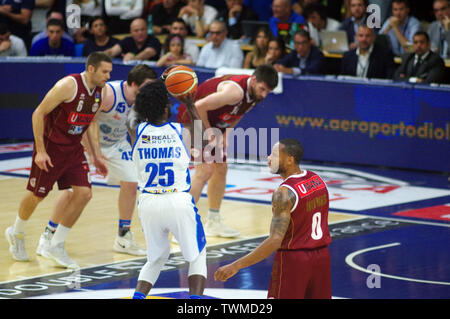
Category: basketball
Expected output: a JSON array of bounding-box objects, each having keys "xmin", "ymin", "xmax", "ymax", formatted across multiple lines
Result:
[{"xmin": 165, "ymin": 65, "xmax": 198, "ymax": 98}]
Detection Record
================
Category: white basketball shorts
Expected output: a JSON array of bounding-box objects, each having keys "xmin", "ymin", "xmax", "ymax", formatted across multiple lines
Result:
[
  {"xmin": 100, "ymin": 139, "xmax": 138, "ymax": 185},
  {"xmin": 137, "ymin": 192, "xmax": 206, "ymax": 263}
]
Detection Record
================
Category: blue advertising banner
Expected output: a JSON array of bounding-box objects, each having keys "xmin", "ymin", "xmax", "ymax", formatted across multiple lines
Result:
[{"xmin": 0, "ymin": 58, "xmax": 449, "ymax": 172}]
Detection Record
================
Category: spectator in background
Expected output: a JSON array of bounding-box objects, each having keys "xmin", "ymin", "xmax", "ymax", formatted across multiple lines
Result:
[
  {"xmin": 340, "ymin": 0, "xmax": 370, "ymax": 50},
  {"xmin": 30, "ymin": 19, "xmax": 75, "ymax": 56},
  {"xmin": 0, "ymin": 22, "xmax": 27, "ymax": 56},
  {"xmin": 82, "ymin": 16, "xmax": 120, "ymax": 56},
  {"xmin": 244, "ymin": 0, "xmax": 273, "ymax": 21},
  {"xmin": 394, "ymin": 31, "xmax": 446, "ymax": 84},
  {"xmin": 31, "ymin": 0, "xmax": 55, "ymax": 37},
  {"xmin": 368, "ymin": 0, "xmax": 393, "ymax": 25},
  {"xmin": 303, "ymin": 3, "xmax": 341, "ymax": 48},
  {"xmin": 179, "ymin": 0, "xmax": 218, "ymax": 38},
  {"xmin": 0, "ymin": 0, "xmax": 34, "ymax": 48},
  {"xmin": 269, "ymin": 0, "xmax": 306, "ymax": 37},
  {"xmin": 265, "ymin": 36, "xmax": 287, "ymax": 64},
  {"xmin": 244, "ymin": 27, "xmax": 270, "ymax": 68},
  {"xmin": 217, "ymin": 0, "xmax": 258, "ymax": 39},
  {"xmin": 104, "ymin": 0, "xmax": 144, "ymax": 35},
  {"xmin": 274, "ymin": 30, "xmax": 325, "ymax": 75},
  {"xmin": 32, "ymin": 10, "xmax": 74, "ymax": 46},
  {"xmin": 341, "ymin": 25, "xmax": 395, "ymax": 79},
  {"xmin": 150, "ymin": 0, "xmax": 184, "ymax": 35},
  {"xmin": 379, "ymin": 0, "xmax": 421, "ymax": 55},
  {"xmin": 169, "ymin": 18, "xmax": 200, "ymax": 63},
  {"xmin": 65, "ymin": 0, "xmax": 104, "ymax": 43},
  {"xmin": 292, "ymin": 0, "xmax": 320, "ymax": 16},
  {"xmin": 104, "ymin": 17, "xmax": 161, "ymax": 62},
  {"xmin": 157, "ymin": 33, "xmax": 194, "ymax": 67},
  {"xmin": 428, "ymin": 0, "xmax": 450, "ymax": 58},
  {"xmin": 196, "ymin": 20, "xmax": 244, "ymax": 68}
]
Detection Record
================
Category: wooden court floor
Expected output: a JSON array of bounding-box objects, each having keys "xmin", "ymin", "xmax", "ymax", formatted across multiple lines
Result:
[{"xmin": 0, "ymin": 176, "xmax": 357, "ymax": 283}]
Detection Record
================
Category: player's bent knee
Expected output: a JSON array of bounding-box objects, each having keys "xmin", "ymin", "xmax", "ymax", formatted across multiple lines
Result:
[
  {"xmin": 72, "ymin": 187, "xmax": 92, "ymax": 203},
  {"xmin": 138, "ymin": 258, "xmax": 167, "ymax": 285},
  {"xmin": 188, "ymin": 248, "xmax": 207, "ymax": 278}
]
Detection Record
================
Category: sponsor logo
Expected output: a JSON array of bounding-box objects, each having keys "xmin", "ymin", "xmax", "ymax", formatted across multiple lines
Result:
[
  {"xmin": 29, "ymin": 177, "xmax": 36, "ymax": 188},
  {"xmin": 295, "ymin": 175, "xmax": 326, "ymax": 198},
  {"xmin": 68, "ymin": 112, "xmax": 95, "ymax": 125}
]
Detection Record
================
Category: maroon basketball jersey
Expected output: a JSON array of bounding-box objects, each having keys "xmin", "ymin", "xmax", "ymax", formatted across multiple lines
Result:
[
  {"xmin": 44, "ymin": 73, "xmax": 103, "ymax": 145},
  {"xmin": 177, "ymin": 74, "xmax": 256, "ymax": 131},
  {"xmin": 279, "ymin": 170, "xmax": 332, "ymax": 250}
]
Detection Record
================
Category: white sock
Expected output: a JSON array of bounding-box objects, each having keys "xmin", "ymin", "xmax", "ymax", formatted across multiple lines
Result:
[
  {"xmin": 13, "ymin": 216, "xmax": 27, "ymax": 234},
  {"xmin": 208, "ymin": 209, "xmax": 220, "ymax": 219},
  {"xmin": 51, "ymin": 224, "xmax": 71, "ymax": 246}
]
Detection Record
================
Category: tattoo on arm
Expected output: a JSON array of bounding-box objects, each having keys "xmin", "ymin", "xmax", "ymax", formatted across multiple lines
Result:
[{"xmin": 270, "ymin": 187, "xmax": 296, "ymax": 239}]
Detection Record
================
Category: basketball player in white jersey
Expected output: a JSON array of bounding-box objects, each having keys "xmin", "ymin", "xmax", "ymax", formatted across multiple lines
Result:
[
  {"xmin": 37, "ymin": 65, "xmax": 157, "ymax": 265},
  {"xmin": 131, "ymin": 79, "xmax": 207, "ymax": 299}
]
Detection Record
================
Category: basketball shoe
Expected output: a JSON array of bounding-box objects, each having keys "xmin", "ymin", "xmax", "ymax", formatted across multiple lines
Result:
[
  {"xmin": 204, "ymin": 215, "xmax": 240, "ymax": 238},
  {"xmin": 5, "ymin": 226, "xmax": 29, "ymax": 261},
  {"xmin": 36, "ymin": 227, "xmax": 54, "ymax": 256},
  {"xmin": 42, "ymin": 242, "xmax": 79, "ymax": 270},
  {"xmin": 113, "ymin": 230, "xmax": 146, "ymax": 256}
]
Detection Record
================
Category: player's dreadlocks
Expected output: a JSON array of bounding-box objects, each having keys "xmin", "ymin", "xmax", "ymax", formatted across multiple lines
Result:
[{"xmin": 134, "ymin": 79, "xmax": 171, "ymax": 125}]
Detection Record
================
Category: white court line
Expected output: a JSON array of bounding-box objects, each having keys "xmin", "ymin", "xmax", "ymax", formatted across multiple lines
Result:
[{"xmin": 345, "ymin": 243, "xmax": 450, "ymax": 286}]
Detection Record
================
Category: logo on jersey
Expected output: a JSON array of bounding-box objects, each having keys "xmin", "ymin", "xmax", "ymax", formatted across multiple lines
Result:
[
  {"xmin": 295, "ymin": 176, "xmax": 326, "ymax": 198},
  {"xmin": 92, "ymin": 103, "xmax": 99, "ymax": 113},
  {"xmin": 95, "ymin": 91, "xmax": 100, "ymax": 103},
  {"xmin": 68, "ymin": 111, "xmax": 95, "ymax": 125}
]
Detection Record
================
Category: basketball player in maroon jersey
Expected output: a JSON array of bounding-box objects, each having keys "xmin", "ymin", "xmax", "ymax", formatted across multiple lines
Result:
[
  {"xmin": 177, "ymin": 64, "xmax": 279, "ymax": 238},
  {"xmin": 214, "ymin": 139, "xmax": 332, "ymax": 299},
  {"xmin": 5, "ymin": 52, "xmax": 113, "ymax": 269}
]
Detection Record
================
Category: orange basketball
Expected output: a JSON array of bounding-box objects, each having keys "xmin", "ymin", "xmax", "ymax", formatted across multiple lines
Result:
[{"xmin": 165, "ymin": 65, "xmax": 198, "ymax": 98}]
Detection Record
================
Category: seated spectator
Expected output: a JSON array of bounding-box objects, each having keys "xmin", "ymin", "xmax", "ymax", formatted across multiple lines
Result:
[
  {"xmin": 150, "ymin": 0, "xmax": 184, "ymax": 35},
  {"xmin": 30, "ymin": 19, "xmax": 75, "ymax": 56},
  {"xmin": 32, "ymin": 10, "xmax": 74, "ymax": 46},
  {"xmin": 394, "ymin": 31, "xmax": 446, "ymax": 84},
  {"xmin": 169, "ymin": 18, "xmax": 200, "ymax": 63},
  {"xmin": 104, "ymin": 0, "xmax": 144, "ymax": 35},
  {"xmin": 340, "ymin": 0, "xmax": 370, "ymax": 50},
  {"xmin": 292, "ymin": 0, "xmax": 321, "ymax": 16},
  {"xmin": 179, "ymin": 0, "xmax": 218, "ymax": 38},
  {"xmin": 157, "ymin": 34, "xmax": 194, "ymax": 67},
  {"xmin": 0, "ymin": 22, "xmax": 27, "ymax": 56},
  {"xmin": 269, "ymin": 0, "xmax": 306, "ymax": 37},
  {"xmin": 31, "ymin": 0, "xmax": 55, "ymax": 37},
  {"xmin": 217, "ymin": 0, "xmax": 258, "ymax": 39},
  {"xmin": 341, "ymin": 25, "xmax": 395, "ymax": 79},
  {"xmin": 265, "ymin": 36, "xmax": 287, "ymax": 64},
  {"xmin": 244, "ymin": 27, "xmax": 270, "ymax": 68},
  {"xmin": 105, "ymin": 18, "xmax": 161, "ymax": 62},
  {"xmin": 0, "ymin": 0, "xmax": 34, "ymax": 48},
  {"xmin": 274, "ymin": 30, "xmax": 325, "ymax": 75},
  {"xmin": 82, "ymin": 16, "xmax": 120, "ymax": 57},
  {"xmin": 66, "ymin": 0, "xmax": 104, "ymax": 43},
  {"xmin": 196, "ymin": 20, "xmax": 244, "ymax": 68},
  {"xmin": 303, "ymin": 3, "xmax": 341, "ymax": 48},
  {"xmin": 244, "ymin": 0, "xmax": 273, "ymax": 22},
  {"xmin": 428, "ymin": 0, "xmax": 450, "ymax": 58},
  {"xmin": 379, "ymin": 0, "xmax": 421, "ymax": 56}
]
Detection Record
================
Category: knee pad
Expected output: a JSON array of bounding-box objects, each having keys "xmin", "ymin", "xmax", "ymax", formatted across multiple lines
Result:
[{"xmin": 188, "ymin": 247, "xmax": 207, "ymax": 278}]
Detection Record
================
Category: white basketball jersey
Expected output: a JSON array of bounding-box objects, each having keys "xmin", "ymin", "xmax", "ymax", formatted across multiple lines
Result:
[
  {"xmin": 132, "ymin": 122, "xmax": 191, "ymax": 194},
  {"xmin": 98, "ymin": 80, "xmax": 133, "ymax": 147}
]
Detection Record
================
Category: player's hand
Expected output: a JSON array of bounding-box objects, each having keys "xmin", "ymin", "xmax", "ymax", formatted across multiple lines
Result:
[
  {"xmin": 214, "ymin": 263, "xmax": 239, "ymax": 282},
  {"xmin": 35, "ymin": 151, "xmax": 54, "ymax": 173},
  {"xmin": 177, "ymin": 91, "xmax": 195, "ymax": 106},
  {"xmin": 160, "ymin": 65, "xmax": 179, "ymax": 82},
  {"xmin": 93, "ymin": 155, "xmax": 108, "ymax": 177}
]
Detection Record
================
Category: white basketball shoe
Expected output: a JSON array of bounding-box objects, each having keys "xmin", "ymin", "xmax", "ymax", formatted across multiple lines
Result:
[
  {"xmin": 5, "ymin": 226, "xmax": 30, "ymax": 261},
  {"xmin": 36, "ymin": 228, "xmax": 54, "ymax": 256},
  {"xmin": 113, "ymin": 231, "xmax": 146, "ymax": 256},
  {"xmin": 205, "ymin": 215, "xmax": 240, "ymax": 238},
  {"xmin": 42, "ymin": 242, "xmax": 79, "ymax": 270}
]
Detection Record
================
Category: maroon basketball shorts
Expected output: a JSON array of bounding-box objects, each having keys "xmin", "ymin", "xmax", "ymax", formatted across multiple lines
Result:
[
  {"xmin": 27, "ymin": 140, "xmax": 91, "ymax": 198},
  {"xmin": 268, "ymin": 246, "xmax": 331, "ymax": 299}
]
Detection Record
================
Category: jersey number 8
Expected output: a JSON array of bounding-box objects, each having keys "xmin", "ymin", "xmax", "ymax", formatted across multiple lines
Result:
[{"xmin": 311, "ymin": 212, "xmax": 323, "ymax": 240}]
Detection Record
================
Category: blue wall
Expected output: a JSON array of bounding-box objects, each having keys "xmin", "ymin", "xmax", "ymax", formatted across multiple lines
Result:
[{"xmin": 0, "ymin": 58, "xmax": 449, "ymax": 172}]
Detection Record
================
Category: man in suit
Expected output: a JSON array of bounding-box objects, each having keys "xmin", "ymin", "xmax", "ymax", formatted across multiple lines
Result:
[
  {"xmin": 340, "ymin": 0, "xmax": 369, "ymax": 50},
  {"xmin": 428, "ymin": 0, "xmax": 450, "ymax": 58},
  {"xmin": 341, "ymin": 25, "xmax": 396, "ymax": 79},
  {"xmin": 274, "ymin": 30, "xmax": 326, "ymax": 75},
  {"xmin": 394, "ymin": 31, "xmax": 446, "ymax": 84}
]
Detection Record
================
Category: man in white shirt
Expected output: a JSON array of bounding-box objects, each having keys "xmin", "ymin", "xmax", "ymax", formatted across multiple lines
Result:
[
  {"xmin": 303, "ymin": 3, "xmax": 341, "ymax": 49},
  {"xmin": 0, "ymin": 23, "xmax": 27, "ymax": 57},
  {"xmin": 196, "ymin": 20, "xmax": 243, "ymax": 68},
  {"xmin": 179, "ymin": 0, "xmax": 217, "ymax": 38}
]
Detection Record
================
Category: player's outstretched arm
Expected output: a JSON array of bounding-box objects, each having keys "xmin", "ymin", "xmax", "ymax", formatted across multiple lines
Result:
[{"xmin": 214, "ymin": 186, "xmax": 295, "ymax": 282}]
